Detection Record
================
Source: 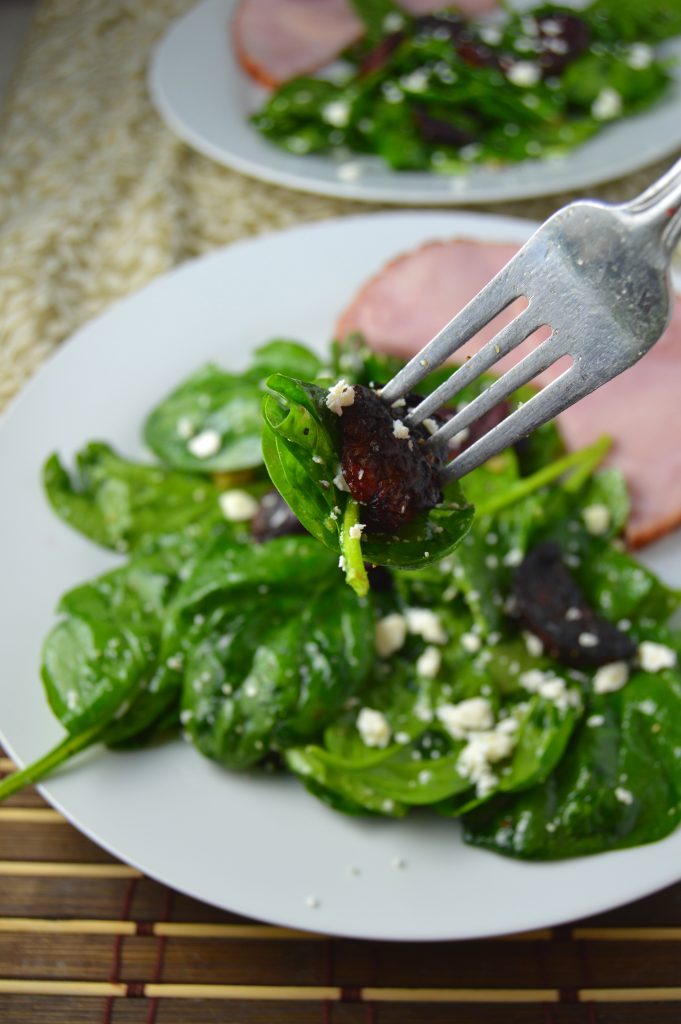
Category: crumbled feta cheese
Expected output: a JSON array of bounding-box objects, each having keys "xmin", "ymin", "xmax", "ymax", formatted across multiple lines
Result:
[
  {"xmin": 541, "ymin": 18, "xmax": 562, "ymax": 36},
  {"xmin": 338, "ymin": 555, "xmax": 346, "ymax": 571},
  {"xmin": 392, "ymin": 419, "xmax": 410, "ymax": 439},
  {"xmin": 461, "ymin": 631, "xmax": 482, "ymax": 654},
  {"xmin": 326, "ymin": 379, "xmax": 355, "ymax": 415},
  {"xmin": 583, "ymin": 503, "xmax": 611, "ymax": 536},
  {"xmin": 418, "ymin": 769, "xmax": 432, "ymax": 784},
  {"xmin": 333, "ymin": 469, "xmax": 351, "ymax": 492},
  {"xmin": 506, "ymin": 61, "xmax": 541, "ymax": 87},
  {"xmin": 587, "ymin": 713, "xmax": 605, "ymax": 727},
  {"xmin": 591, "ymin": 87, "xmax": 622, "ymax": 121},
  {"xmin": 615, "ymin": 786, "xmax": 634, "ymax": 806},
  {"xmin": 504, "ymin": 548, "xmax": 523, "ymax": 568},
  {"xmin": 218, "ymin": 489, "xmax": 259, "ymax": 522},
  {"xmin": 416, "ymin": 646, "xmax": 441, "ymax": 679},
  {"xmin": 322, "ymin": 100, "xmax": 350, "ymax": 127},
  {"xmin": 437, "ymin": 697, "xmax": 494, "ymax": 740},
  {"xmin": 565, "ymin": 606, "xmax": 582, "ymax": 622},
  {"xmin": 405, "ymin": 608, "xmax": 447, "ymax": 644},
  {"xmin": 400, "ymin": 69, "xmax": 429, "ymax": 93},
  {"xmin": 305, "ymin": 895, "xmax": 320, "ymax": 908},
  {"xmin": 66, "ymin": 689, "xmax": 80, "ymax": 711},
  {"xmin": 383, "ymin": 12, "xmax": 404, "ymax": 31},
  {"xmin": 422, "ymin": 417, "xmax": 439, "ymax": 435},
  {"xmin": 357, "ymin": 707, "xmax": 391, "ymax": 749},
  {"xmin": 523, "ymin": 631, "xmax": 544, "ymax": 657},
  {"xmin": 336, "ymin": 161, "xmax": 362, "ymax": 182},
  {"xmin": 348, "ymin": 522, "xmax": 365, "ymax": 540},
  {"xmin": 448, "ymin": 427, "xmax": 470, "ymax": 448},
  {"xmin": 628, "ymin": 42, "xmax": 653, "ymax": 69},
  {"xmin": 312, "ymin": 455, "xmax": 325, "ymax": 465},
  {"xmin": 375, "ymin": 613, "xmax": 407, "ymax": 657},
  {"xmin": 457, "ymin": 729, "xmax": 515, "ymax": 796},
  {"xmin": 187, "ymin": 428, "xmax": 221, "ymax": 459},
  {"xmin": 176, "ymin": 416, "xmax": 194, "ymax": 439},
  {"xmin": 593, "ymin": 661, "xmax": 629, "ymax": 694},
  {"xmin": 578, "ymin": 632, "xmax": 599, "ymax": 648},
  {"xmin": 395, "ymin": 731, "xmax": 410, "ymax": 745},
  {"xmin": 479, "ymin": 25, "xmax": 502, "ymax": 45},
  {"xmin": 179, "ymin": 709, "xmax": 193, "ymax": 725},
  {"xmin": 639, "ymin": 641, "xmax": 677, "ymax": 673}
]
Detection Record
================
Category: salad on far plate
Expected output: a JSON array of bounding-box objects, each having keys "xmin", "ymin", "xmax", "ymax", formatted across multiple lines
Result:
[{"xmin": 237, "ymin": 0, "xmax": 681, "ymax": 173}]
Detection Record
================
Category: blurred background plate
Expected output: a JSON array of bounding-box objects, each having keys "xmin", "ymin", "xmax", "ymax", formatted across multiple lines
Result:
[{"xmin": 149, "ymin": 0, "xmax": 681, "ymax": 205}]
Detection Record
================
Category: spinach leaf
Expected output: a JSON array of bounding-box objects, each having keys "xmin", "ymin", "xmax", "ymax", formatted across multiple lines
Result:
[
  {"xmin": 262, "ymin": 373, "xmax": 474, "ymax": 589},
  {"xmin": 44, "ymin": 443, "xmax": 227, "ymax": 556},
  {"xmin": 144, "ymin": 341, "xmax": 322, "ymax": 473},
  {"xmin": 463, "ymin": 669, "xmax": 681, "ymax": 859},
  {"xmin": 165, "ymin": 535, "xmax": 373, "ymax": 768}
]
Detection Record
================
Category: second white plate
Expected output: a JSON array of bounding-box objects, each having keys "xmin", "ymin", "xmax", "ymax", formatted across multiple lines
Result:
[{"xmin": 149, "ymin": 0, "xmax": 681, "ymax": 205}]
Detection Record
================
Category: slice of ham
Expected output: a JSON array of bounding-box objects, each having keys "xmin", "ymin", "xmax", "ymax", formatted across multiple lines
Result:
[
  {"xmin": 234, "ymin": 0, "xmax": 498, "ymax": 88},
  {"xmin": 336, "ymin": 237, "xmax": 681, "ymax": 548}
]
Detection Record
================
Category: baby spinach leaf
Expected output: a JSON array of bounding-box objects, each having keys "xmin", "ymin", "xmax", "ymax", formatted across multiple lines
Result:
[
  {"xmin": 162, "ymin": 534, "xmax": 373, "ymax": 768},
  {"xmin": 144, "ymin": 341, "xmax": 322, "ymax": 473},
  {"xmin": 262, "ymin": 373, "xmax": 474, "ymax": 587},
  {"xmin": 463, "ymin": 669, "xmax": 681, "ymax": 859},
  {"xmin": 44, "ymin": 443, "xmax": 226, "ymax": 556}
]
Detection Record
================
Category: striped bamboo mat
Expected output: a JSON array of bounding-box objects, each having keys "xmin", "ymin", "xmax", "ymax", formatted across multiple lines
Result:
[{"xmin": 3, "ymin": 749, "xmax": 681, "ymax": 1022}]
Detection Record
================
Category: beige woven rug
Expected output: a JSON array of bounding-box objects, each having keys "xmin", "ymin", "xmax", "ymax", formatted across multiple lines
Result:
[{"xmin": 1, "ymin": 0, "xmax": 679, "ymax": 415}]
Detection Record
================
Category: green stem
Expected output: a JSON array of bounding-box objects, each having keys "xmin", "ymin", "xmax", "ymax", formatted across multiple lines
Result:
[
  {"xmin": 477, "ymin": 436, "xmax": 612, "ymax": 519},
  {"xmin": 341, "ymin": 499, "xmax": 370, "ymax": 598},
  {"xmin": 0, "ymin": 724, "xmax": 105, "ymax": 803}
]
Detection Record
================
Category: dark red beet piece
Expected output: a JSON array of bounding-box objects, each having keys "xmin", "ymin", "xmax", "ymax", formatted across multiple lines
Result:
[
  {"xmin": 251, "ymin": 491, "xmax": 305, "ymax": 542},
  {"xmin": 414, "ymin": 14, "xmax": 500, "ymax": 69},
  {"xmin": 511, "ymin": 542, "xmax": 636, "ymax": 668},
  {"xmin": 413, "ymin": 107, "xmax": 476, "ymax": 148},
  {"xmin": 535, "ymin": 13, "xmax": 591, "ymax": 76},
  {"xmin": 359, "ymin": 30, "xmax": 405, "ymax": 76},
  {"xmin": 339, "ymin": 385, "xmax": 444, "ymax": 534}
]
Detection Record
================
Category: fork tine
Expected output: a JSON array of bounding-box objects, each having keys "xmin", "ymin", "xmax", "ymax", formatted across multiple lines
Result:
[
  {"xmin": 378, "ymin": 264, "xmax": 522, "ymax": 405},
  {"xmin": 425, "ymin": 331, "xmax": 565, "ymax": 450},
  {"xmin": 440, "ymin": 367, "xmax": 590, "ymax": 484},
  {"xmin": 404, "ymin": 304, "xmax": 546, "ymax": 426}
]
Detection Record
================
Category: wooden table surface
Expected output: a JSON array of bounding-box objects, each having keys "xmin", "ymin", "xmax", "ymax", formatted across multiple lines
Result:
[{"xmin": 2, "ymin": 749, "xmax": 681, "ymax": 1023}]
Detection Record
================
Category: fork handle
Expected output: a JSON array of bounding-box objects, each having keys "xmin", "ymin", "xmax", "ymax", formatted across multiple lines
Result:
[{"xmin": 625, "ymin": 156, "xmax": 681, "ymax": 257}]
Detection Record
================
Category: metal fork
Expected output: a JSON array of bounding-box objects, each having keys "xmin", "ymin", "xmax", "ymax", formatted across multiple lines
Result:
[{"xmin": 379, "ymin": 158, "xmax": 681, "ymax": 484}]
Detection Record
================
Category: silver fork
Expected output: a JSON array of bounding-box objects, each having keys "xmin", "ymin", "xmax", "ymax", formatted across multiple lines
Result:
[{"xmin": 379, "ymin": 158, "xmax": 681, "ymax": 484}]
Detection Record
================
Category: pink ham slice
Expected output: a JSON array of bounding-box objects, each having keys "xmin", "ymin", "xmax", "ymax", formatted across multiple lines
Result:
[
  {"xmin": 234, "ymin": 0, "xmax": 499, "ymax": 87},
  {"xmin": 336, "ymin": 238, "xmax": 681, "ymax": 548}
]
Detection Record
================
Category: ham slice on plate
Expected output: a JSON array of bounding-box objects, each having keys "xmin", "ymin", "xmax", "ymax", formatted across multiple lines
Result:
[
  {"xmin": 336, "ymin": 237, "xmax": 681, "ymax": 548},
  {"xmin": 234, "ymin": 0, "xmax": 499, "ymax": 87}
]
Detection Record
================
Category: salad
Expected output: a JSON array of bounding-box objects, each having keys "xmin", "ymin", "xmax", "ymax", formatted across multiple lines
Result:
[
  {"xmin": 250, "ymin": 0, "xmax": 681, "ymax": 172},
  {"xmin": 3, "ymin": 333, "xmax": 681, "ymax": 862}
]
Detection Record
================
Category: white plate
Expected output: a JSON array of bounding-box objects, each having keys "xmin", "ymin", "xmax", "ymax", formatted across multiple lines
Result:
[
  {"xmin": 148, "ymin": 0, "xmax": 681, "ymax": 205},
  {"xmin": 2, "ymin": 211, "xmax": 681, "ymax": 942}
]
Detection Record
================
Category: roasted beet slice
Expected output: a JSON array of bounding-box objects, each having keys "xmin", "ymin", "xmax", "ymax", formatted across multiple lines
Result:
[
  {"xmin": 414, "ymin": 15, "xmax": 500, "ymax": 69},
  {"xmin": 511, "ymin": 542, "xmax": 636, "ymax": 668},
  {"xmin": 535, "ymin": 12, "xmax": 591, "ymax": 76},
  {"xmin": 359, "ymin": 30, "xmax": 405, "ymax": 76},
  {"xmin": 252, "ymin": 491, "xmax": 305, "ymax": 542},
  {"xmin": 339, "ymin": 385, "xmax": 445, "ymax": 534},
  {"xmin": 413, "ymin": 107, "xmax": 476, "ymax": 148}
]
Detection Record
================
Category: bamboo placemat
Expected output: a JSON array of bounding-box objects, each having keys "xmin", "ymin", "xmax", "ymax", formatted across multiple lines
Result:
[
  {"xmin": 3, "ymin": 2, "xmax": 681, "ymax": 1022},
  {"xmin": 4, "ymin": 748, "xmax": 681, "ymax": 1024}
]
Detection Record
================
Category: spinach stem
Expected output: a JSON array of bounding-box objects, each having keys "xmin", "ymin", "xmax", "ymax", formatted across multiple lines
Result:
[
  {"xmin": 476, "ymin": 436, "xmax": 612, "ymax": 518},
  {"xmin": 341, "ymin": 500, "xmax": 370, "ymax": 598},
  {"xmin": 0, "ymin": 724, "xmax": 105, "ymax": 803}
]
